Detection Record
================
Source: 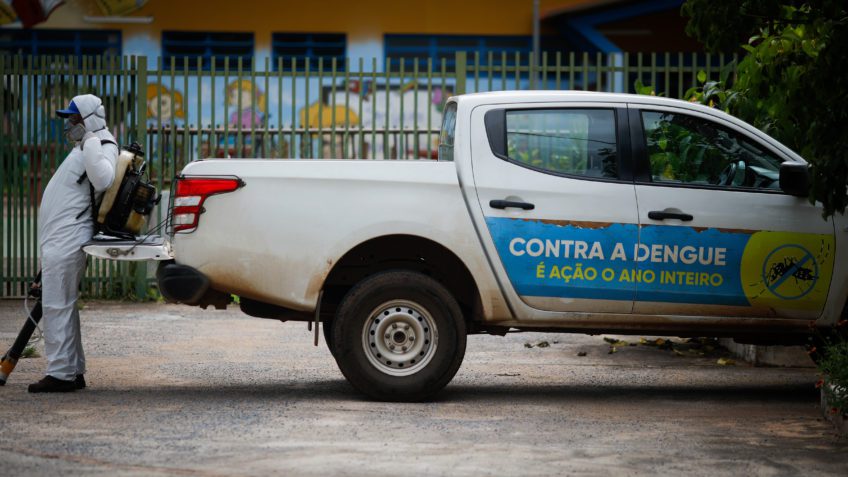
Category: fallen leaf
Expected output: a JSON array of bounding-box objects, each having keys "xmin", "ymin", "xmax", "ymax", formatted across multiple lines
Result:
[
  {"xmin": 577, "ymin": 351, "xmax": 587, "ymax": 357},
  {"xmin": 717, "ymin": 357, "xmax": 736, "ymax": 366},
  {"xmin": 537, "ymin": 341, "xmax": 550, "ymax": 348}
]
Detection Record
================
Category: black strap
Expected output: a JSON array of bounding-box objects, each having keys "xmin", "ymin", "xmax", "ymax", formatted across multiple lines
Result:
[
  {"xmin": 74, "ymin": 182, "xmax": 97, "ymax": 222},
  {"xmin": 75, "ymin": 182, "xmax": 96, "ymax": 221}
]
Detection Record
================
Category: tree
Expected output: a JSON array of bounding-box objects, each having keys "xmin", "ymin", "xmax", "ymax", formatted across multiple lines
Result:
[{"xmin": 681, "ymin": 0, "xmax": 848, "ymax": 217}]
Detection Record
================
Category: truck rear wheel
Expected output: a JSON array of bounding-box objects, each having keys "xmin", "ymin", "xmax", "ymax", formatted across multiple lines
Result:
[
  {"xmin": 331, "ymin": 271, "xmax": 466, "ymax": 401},
  {"xmin": 322, "ymin": 320, "xmax": 336, "ymax": 357}
]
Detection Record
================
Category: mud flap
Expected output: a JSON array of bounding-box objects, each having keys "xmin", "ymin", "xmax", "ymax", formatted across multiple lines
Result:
[{"xmin": 81, "ymin": 234, "xmax": 173, "ymax": 261}]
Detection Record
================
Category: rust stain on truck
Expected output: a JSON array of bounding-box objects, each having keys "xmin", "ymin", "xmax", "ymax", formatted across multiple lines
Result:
[
  {"xmin": 520, "ymin": 219, "xmax": 614, "ymax": 229},
  {"xmin": 306, "ymin": 258, "xmax": 335, "ymax": 303}
]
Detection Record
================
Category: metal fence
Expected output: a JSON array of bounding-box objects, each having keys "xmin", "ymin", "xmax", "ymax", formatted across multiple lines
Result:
[{"xmin": 1, "ymin": 50, "xmax": 736, "ymax": 298}]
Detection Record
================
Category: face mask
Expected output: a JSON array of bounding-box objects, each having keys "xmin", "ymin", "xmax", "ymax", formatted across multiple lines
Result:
[
  {"xmin": 64, "ymin": 120, "xmax": 86, "ymax": 143},
  {"xmin": 63, "ymin": 101, "xmax": 105, "ymax": 143}
]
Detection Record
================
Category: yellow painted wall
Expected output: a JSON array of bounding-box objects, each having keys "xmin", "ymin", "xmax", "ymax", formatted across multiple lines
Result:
[{"xmin": 37, "ymin": 0, "xmax": 593, "ymax": 47}]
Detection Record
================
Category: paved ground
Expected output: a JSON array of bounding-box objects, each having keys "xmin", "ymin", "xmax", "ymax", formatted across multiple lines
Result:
[{"xmin": 0, "ymin": 300, "xmax": 846, "ymax": 476}]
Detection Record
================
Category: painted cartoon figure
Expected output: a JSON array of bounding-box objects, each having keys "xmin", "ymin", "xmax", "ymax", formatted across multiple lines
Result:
[
  {"xmin": 146, "ymin": 84, "xmax": 185, "ymax": 124},
  {"xmin": 299, "ymin": 101, "xmax": 359, "ymax": 158},
  {"xmin": 145, "ymin": 83, "xmax": 186, "ymax": 171},
  {"xmin": 226, "ymin": 79, "xmax": 265, "ymax": 129}
]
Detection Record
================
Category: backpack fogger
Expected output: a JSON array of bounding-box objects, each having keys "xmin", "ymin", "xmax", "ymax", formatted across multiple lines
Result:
[{"xmin": 80, "ymin": 142, "xmax": 160, "ymax": 239}]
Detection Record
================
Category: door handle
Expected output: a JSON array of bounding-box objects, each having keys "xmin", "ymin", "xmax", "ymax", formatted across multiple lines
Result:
[
  {"xmin": 490, "ymin": 199, "xmax": 535, "ymax": 210},
  {"xmin": 648, "ymin": 210, "xmax": 693, "ymax": 221}
]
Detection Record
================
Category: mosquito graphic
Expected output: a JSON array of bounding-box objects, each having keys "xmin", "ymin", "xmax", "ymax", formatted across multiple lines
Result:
[{"xmin": 767, "ymin": 256, "xmax": 817, "ymax": 287}]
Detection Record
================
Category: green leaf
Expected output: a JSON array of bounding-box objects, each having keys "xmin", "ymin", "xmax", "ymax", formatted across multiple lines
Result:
[
  {"xmin": 801, "ymin": 39, "xmax": 818, "ymax": 58},
  {"xmin": 719, "ymin": 60, "xmax": 736, "ymax": 84},
  {"xmin": 697, "ymin": 70, "xmax": 707, "ymax": 83}
]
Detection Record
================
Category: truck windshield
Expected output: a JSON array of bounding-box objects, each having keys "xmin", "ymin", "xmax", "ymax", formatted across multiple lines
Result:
[{"xmin": 438, "ymin": 102, "xmax": 457, "ymax": 162}]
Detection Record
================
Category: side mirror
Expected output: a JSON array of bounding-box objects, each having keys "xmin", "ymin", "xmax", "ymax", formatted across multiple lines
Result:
[{"xmin": 779, "ymin": 162, "xmax": 810, "ymax": 197}]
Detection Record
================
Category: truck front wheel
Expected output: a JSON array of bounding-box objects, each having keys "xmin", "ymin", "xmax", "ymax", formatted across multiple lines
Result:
[{"xmin": 331, "ymin": 271, "xmax": 467, "ymax": 401}]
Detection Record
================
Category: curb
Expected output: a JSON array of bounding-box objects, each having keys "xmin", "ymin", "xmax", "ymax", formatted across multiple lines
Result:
[{"xmin": 719, "ymin": 339, "xmax": 814, "ymax": 367}]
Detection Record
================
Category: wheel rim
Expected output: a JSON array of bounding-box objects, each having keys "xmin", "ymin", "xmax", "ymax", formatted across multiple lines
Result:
[{"xmin": 362, "ymin": 300, "xmax": 438, "ymax": 377}]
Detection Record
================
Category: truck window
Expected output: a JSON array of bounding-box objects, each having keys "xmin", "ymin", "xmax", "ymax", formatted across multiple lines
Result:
[
  {"xmin": 505, "ymin": 109, "xmax": 618, "ymax": 178},
  {"xmin": 439, "ymin": 102, "xmax": 457, "ymax": 162},
  {"xmin": 640, "ymin": 110, "xmax": 783, "ymax": 189}
]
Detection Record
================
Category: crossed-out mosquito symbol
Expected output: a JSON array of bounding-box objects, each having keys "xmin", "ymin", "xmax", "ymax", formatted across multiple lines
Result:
[{"xmin": 761, "ymin": 245, "xmax": 818, "ymax": 300}]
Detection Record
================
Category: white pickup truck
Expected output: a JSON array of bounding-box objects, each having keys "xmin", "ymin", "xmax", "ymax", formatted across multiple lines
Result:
[{"xmin": 147, "ymin": 91, "xmax": 846, "ymax": 401}]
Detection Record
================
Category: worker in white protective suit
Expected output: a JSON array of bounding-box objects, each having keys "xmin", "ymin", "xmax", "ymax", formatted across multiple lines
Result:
[{"xmin": 28, "ymin": 94, "xmax": 118, "ymax": 393}]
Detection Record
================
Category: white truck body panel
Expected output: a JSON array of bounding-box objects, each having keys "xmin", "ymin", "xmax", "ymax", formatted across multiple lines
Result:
[{"xmin": 174, "ymin": 159, "xmax": 512, "ymax": 319}]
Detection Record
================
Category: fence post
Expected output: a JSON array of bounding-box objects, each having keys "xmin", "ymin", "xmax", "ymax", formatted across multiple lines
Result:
[
  {"xmin": 134, "ymin": 55, "xmax": 148, "ymax": 300},
  {"xmin": 135, "ymin": 56, "xmax": 147, "ymax": 146},
  {"xmin": 455, "ymin": 51, "xmax": 467, "ymax": 95},
  {"xmin": 0, "ymin": 54, "xmax": 5, "ymax": 297}
]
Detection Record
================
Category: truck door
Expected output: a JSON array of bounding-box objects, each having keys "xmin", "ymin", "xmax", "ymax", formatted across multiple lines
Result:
[
  {"xmin": 629, "ymin": 105, "xmax": 835, "ymax": 319},
  {"xmin": 467, "ymin": 103, "xmax": 639, "ymax": 314}
]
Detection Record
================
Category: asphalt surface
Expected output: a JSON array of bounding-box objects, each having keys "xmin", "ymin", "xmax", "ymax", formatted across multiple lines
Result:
[{"xmin": 0, "ymin": 300, "xmax": 846, "ymax": 476}]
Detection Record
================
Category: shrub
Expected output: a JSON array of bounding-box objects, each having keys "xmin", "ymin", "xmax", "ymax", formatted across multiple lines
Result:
[{"xmin": 817, "ymin": 334, "xmax": 848, "ymax": 416}]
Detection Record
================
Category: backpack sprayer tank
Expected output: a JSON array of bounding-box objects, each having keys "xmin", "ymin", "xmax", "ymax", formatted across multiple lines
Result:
[{"xmin": 95, "ymin": 142, "xmax": 159, "ymax": 239}]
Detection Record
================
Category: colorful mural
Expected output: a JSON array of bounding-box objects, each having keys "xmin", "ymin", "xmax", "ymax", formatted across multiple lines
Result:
[
  {"xmin": 94, "ymin": 0, "xmax": 149, "ymax": 17},
  {"xmin": 146, "ymin": 83, "xmax": 185, "ymax": 124},
  {"xmin": 309, "ymin": 80, "xmax": 452, "ymax": 159},
  {"xmin": 138, "ymin": 75, "xmax": 453, "ymax": 160},
  {"xmin": 226, "ymin": 79, "xmax": 266, "ymax": 129}
]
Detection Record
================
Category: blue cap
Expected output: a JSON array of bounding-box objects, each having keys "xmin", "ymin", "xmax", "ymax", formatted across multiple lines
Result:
[{"xmin": 56, "ymin": 100, "xmax": 80, "ymax": 118}]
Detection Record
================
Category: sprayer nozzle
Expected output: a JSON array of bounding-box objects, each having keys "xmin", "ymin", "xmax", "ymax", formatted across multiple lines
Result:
[{"xmin": 1, "ymin": 356, "xmax": 17, "ymax": 385}]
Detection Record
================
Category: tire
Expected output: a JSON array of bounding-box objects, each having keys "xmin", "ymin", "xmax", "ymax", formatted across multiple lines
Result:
[
  {"xmin": 323, "ymin": 320, "xmax": 336, "ymax": 357},
  {"xmin": 331, "ymin": 270, "xmax": 467, "ymax": 402}
]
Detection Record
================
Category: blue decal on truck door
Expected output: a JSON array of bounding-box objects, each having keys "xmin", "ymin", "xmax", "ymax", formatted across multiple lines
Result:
[
  {"xmin": 486, "ymin": 218, "xmax": 638, "ymax": 302},
  {"xmin": 485, "ymin": 217, "xmax": 834, "ymax": 310},
  {"xmin": 634, "ymin": 225, "xmax": 749, "ymax": 305}
]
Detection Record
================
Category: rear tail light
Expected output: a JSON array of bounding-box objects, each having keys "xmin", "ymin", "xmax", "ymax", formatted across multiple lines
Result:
[{"xmin": 172, "ymin": 176, "xmax": 243, "ymax": 233}]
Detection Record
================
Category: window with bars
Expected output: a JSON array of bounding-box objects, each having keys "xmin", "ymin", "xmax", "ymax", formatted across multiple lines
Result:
[
  {"xmin": 0, "ymin": 29, "xmax": 121, "ymax": 57},
  {"xmin": 384, "ymin": 34, "xmax": 534, "ymax": 71},
  {"xmin": 161, "ymin": 31, "xmax": 254, "ymax": 70},
  {"xmin": 271, "ymin": 33, "xmax": 346, "ymax": 71}
]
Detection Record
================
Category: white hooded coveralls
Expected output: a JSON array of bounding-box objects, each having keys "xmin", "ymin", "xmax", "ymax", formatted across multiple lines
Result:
[{"xmin": 39, "ymin": 94, "xmax": 118, "ymax": 381}]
